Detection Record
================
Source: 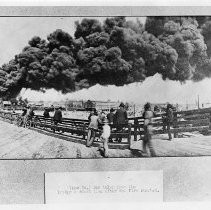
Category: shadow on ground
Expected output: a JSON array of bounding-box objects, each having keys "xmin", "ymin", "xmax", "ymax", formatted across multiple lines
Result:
[{"xmin": 130, "ymin": 148, "xmax": 144, "ymax": 157}]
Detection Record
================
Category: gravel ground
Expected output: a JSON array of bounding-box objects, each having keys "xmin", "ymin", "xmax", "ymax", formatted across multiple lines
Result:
[
  {"xmin": 1, "ymin": 121, "xmax": 211, "ymax": 203},
  {"xmin": 0, "ymin": 120, "xmax": 132, "ymax": 159}
]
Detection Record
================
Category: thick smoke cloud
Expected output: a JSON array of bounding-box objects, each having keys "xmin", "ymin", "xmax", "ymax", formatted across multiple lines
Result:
[
  {"xmin": 1, "ymin": 17, "xmax": 211, "ymax": 99},
  {"xmin": 146, "ymin": 17, "xmax": 210, "ymax": 81}
]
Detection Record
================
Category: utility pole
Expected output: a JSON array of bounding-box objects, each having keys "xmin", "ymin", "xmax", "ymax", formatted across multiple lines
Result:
[{"xmin": 198, "ymin": 94, "xmax": 200, "ymax": 109}]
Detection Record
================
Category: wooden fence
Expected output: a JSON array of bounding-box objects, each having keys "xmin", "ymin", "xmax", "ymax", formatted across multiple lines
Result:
[
  {"xmin": 0, "ymin": 107, "xmax": 211, "ymax": 150},
  {"xmin": 0, "ymin": 111, "xmax": 132, "ymax": 150},
  {"xmin": 129, "ymin": 108, "xmax": 211, "ymax": 140}
]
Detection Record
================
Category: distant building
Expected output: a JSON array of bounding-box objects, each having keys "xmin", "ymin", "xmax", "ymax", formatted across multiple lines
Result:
[
  {"xmin": 83, "ymin": 100, "xmax": 95, "ymax": 110},
  {"xmin": 28, "ymin": 99, "xmax": 120, "ymax": 111},
  {"xmin": 3, "ymin": 101, "xmax": 11, "ymax": 107},
  {"xmin": 1, "ymin": 101, "xmax": 12, "ymax": 109},
  {"xmin": 66, "ymin": 100, "xmax": 120, "ymax": 111},
  {"xmin": 94, "ymin": 100, "xmax": 119, "ymax": 111},
  {"xmin": 66, "ymin": 100, "xmax": 84, "ymax": 110}
]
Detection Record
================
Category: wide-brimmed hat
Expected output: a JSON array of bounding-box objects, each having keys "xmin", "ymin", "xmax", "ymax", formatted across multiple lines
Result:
[
  {"xmin": 167, "ymin": 103, "xmax": 173, "ymax": 109},
  {"xmin": 144, "ymin": 102, "xmax": 151, "ymax": 110},
  {"xmin": 119, "ymin": 102, "xmax": 125, "ymax": 107}
]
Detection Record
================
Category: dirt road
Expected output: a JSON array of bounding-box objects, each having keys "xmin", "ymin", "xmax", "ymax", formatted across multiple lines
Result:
[
  {"xmin": 1, "ymin": 121, "xmax": 211, "ymax": 203},
  {"xmin": 1, "ymin": 119, "xmax": 211, "ymax": 159},
  {"xmin": 0, "ymin": 120, "xmax": 132, "ymax": 159}
]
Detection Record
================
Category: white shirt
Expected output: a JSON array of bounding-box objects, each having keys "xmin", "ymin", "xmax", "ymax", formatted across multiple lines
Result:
[
  {"xmin": 101, "ymin": 124, "xmax": 111, "ymax": 139},
  {"xmin": 89, "ymin": 115, "xmax": 99, "ymax": 129}
]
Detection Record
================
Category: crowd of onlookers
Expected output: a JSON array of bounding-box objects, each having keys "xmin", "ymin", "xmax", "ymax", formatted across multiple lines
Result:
[
  {"xmin": 17, "ymin": 106, "xmax": 63, "ymax": 130},
  {"xmin": 86, "ymin": 102, "xmax": 129, "ymax": 157},
  {"xmin": 86, "ymin": 101, "xmax": 175, "ymax": 157},
  {"xmin": 5, "ymin": 101, "xmax": 175, "ymax": 158}
]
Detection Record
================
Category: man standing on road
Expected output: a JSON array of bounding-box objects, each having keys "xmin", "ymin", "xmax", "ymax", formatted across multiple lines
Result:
[
  {"xmin": 165, "ymin": 103, "xmax": 174, "ymax": 141},
  {"xmin": 86, "ymin": 109, "xmax": 100, "ymax": 147},
  {"xmin": 53, "ymin": 107, "xmax": 63, "ymax": 132},
  {"xmin": 143, "ymin": 102, "xmax": 156, "ymax": 157},
  {"xmin": 43, "ymin": 107, "xmax": 50, "ymax": 129},
  {"xmin": 107, "ymin": 108, "xmax": 115, "ymax": 142},
  {"xmin": 23, "ymin": 106, "xmax": 34, "ymax": 127},
  {"xmin": 43, "ymin": 107, "xmax": 50, "ymax": 118}
]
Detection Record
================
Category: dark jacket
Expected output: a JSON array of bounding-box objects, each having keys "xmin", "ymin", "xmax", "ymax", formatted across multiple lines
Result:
[
  {"xmin": 28, "ymin": 110, "xmax": 35, "ymax": 118},
  {"xmin": 21, "ymin": 109, "xmax": 27, "ymax": 117},
  {"xmin": 53, "ymin": 110, "xmax": 62, "ymax": 122},
  {"xmin": 166, "ymin": 108, "xmax": 173, "ymax": 123},
  {"xmin": 43, "ymin": 110, "xmax": 50, "ymax": 118},
  {"xmin": 107, "ymin": 112, "xmax": 115, "ymax": 124},
  {"xmin": 114, "ymin": 108, "xmax": 128, "ymax": 124}
]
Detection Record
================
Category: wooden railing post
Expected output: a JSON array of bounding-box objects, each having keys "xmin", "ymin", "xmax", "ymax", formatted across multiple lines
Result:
[
  {"xmin": 44, "ymin": 117, "xmax": 47, "ymax": 129},
  {"xmin": 82, "ymin": 123, "xmax": 86, "ymax": 139},
  {"xmin": 134, "ymin": 118, "xmax": 138, "ymax": 141},
  {"xmin": 209, "ymin": 112, "xmax": 211, "ymax": 129},
  {"xmin": 128, "ymin": 123, "xmax": 132, "ymax": 149},
  {"xmin": 9, "ymin": 113, "xmax": 12, "ymax": 124},
  {"xmin": 173, "ymin": 112, "xmax": 178, "ymax": 138}
]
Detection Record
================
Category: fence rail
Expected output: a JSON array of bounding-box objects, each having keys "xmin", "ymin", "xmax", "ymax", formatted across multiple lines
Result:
[
  {"xmin": 0, "ymin": 107, "xmax": 211, "ymax": 150},
  {"xmin": 0, "ymin": 111, "xmax": 132, "ymax": 150}
]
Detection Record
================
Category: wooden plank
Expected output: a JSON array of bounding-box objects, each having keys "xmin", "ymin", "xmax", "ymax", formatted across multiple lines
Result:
[
  {"xmin": 180, "ymin": 113, "xmax": 210, "ymax": 120},
  {"xmin": 176, "ymin": 119, "xmax": 210, "ymax": 127},
  {"xmin": 170, "ymin": 126, "xmax": 209, "ymax": 133},
  {"xmin": 133, "ymin": 118, "xmax": 138, "ymax": 141},
  {"xmin": 35, "ymin": 115, "xmax": 89, "ymax": 123},
  {"xmin": 30, "ymin": 127, "xmax": 129, "ymax": 150},
  {"xmin": 177, "ymin": 118, "xmax": 209, "ymax": 124},
  {"xmin": 110, "ymin": 133, "xmax": 130, "ymax": 138},
  {"xmin": 1, "ymin": 110, "xmax": 211, "ymax": 146},
  {"xmin": 62, "ymin": 117, "xmax": 88, "ymax": 123},
  {"xmin": 176, "ymin": 107, "xmax": 211, "ymax": 115},
  {"xmin": 128, "ymin": 123, "xmax": 132, "ymax": 149}
]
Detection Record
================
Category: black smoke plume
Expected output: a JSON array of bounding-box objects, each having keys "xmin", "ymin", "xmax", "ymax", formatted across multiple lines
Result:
[{"xmin": 0, "ymin": 17, "xmax": 211, "ymax": 99}]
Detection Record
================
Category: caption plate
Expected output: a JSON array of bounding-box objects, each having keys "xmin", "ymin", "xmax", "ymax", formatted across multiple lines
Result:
[{"xmin": 45, "ymin": 170, "xmax": 163, "ymax": 203}]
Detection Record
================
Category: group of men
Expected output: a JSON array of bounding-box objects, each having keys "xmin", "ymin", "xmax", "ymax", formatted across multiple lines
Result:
[
  {"xmin": 20, "ymin": 106, "xmax": 35, "ymax": 127},
  {"xmin": 18, "ymin": 102, "xmax": 174, "ymax": 158},
  {"xmin": 43, "ymin": 107, "xmax": 63, "ymax": 132},
  {"xmin": 142, "ymin": 102, "xmax": 174, "ymax": 157},
  {"xmin": 86, "ymin": 101, "xmax": 174, "ymax": 158},
  {"xmin": 20, "ymin": 106, "xmax": 63, "ymax": 130},
  {"xmin": 87, "ymin": 102, "xmax": 128, "ymax": 157}
]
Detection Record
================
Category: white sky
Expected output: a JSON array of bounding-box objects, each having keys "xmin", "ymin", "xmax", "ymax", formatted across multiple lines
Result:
[{"xmin": 1, "ymin": 16, "xmax": 211, "ymax": 104}]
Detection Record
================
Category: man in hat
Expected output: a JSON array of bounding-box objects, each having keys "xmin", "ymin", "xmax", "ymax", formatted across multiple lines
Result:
[
  {"xmin": 88, "ymin": 109, "xmax": 96, "ymax": 122},
  {"xmin": 86, "ymin": 109, "xmax": 100, "ymax": 147},
  {"xmin": 43, "ymin": 107, "xmax": 50, "ymax": 129},
  {"xmin": 114, "ymin": 102, "xmax": 128, "ymax": 142},
  {"xmin": 164, "ymin": 103, "xmax": 174, "ymax": 140},
  {"xmin": 52, "ymin": 107, "xmax": 63, "ymax": 132},
  {"xmin": 21, "ymin": 108, "xmax": 27, "ymax": 117},
  {"xmin": 23, "ymin": 106, "xmax": 35, "ymax": 127},
  {"xmin": 43, "ymin": 107, "xmax": 50, "ymax": 118},
  {"xmin": 28, "ymin": 106, "xmax": 35, "ymax": 127},
  {"xmin": 142, "ymin": 102, "xmax": 156, "ymax": 157},
  {"xmin": 107, "ymin": 108, "xmax": 115, "ymax": 142}
]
